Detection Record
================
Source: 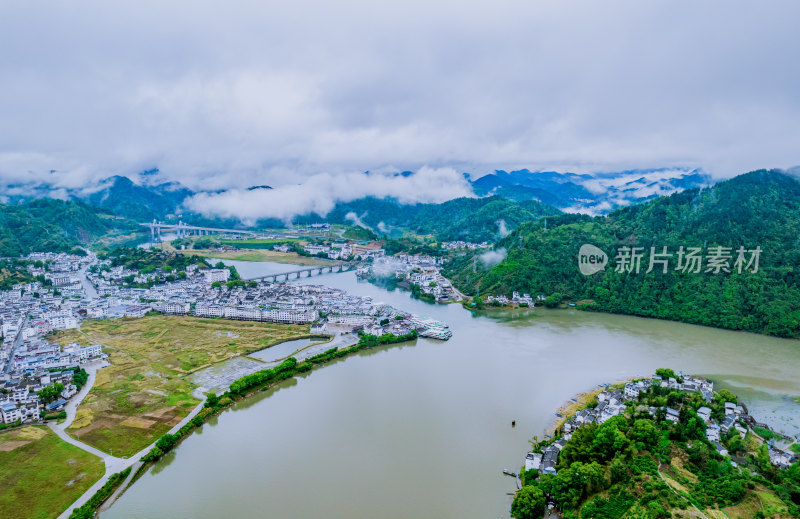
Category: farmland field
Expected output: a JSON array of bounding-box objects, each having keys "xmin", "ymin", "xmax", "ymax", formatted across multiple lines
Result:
[
  {"xmin": 50, "ymin": 315, "xmax": 312, "ymax": 456},
  {"xmin": 0, "ymin": 426, "xmax": 104, "ymax": 519}
]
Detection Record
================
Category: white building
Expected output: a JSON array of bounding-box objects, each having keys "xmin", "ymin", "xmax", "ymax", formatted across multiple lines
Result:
[
  {"xmin": 78, "ymin": 344, "xmax": 103, "ymax": 360},
  {"xmin": 524, "ymin": 452, "xmax": 542, "ymax": 471},
  {"xmin": 203, "ymin": 269, "xmax": 231, "ymax": 284},
  {"xmin": 1, "ymin": 403, "xmax": 20, "ymax": 423},
  {"xmin": 49, "ymin": 315, "xmax": 79, "ymax": 330}
]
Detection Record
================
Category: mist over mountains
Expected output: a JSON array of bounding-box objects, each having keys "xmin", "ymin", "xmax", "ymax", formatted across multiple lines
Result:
[
  {"xmin": 469, "ymin": 168, "xmax": 710, "ymax": 214},
  {"xmin": 0, "ymin": 167, "xmax": 711, "ymax": 225}
]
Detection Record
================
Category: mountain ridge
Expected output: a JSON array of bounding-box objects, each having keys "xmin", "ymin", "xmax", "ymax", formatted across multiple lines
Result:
[{"xmin": 444, "ymin": 169, "xmax": 800, "ymax": 338}]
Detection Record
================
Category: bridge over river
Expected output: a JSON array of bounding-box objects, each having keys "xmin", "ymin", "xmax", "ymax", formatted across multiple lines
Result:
[
  {"xmin": 246, "ymin": 262, "xmax": 360, "ymax": 283},
  {"xmin": 142, "ymin": 220, "xmax": 259, "ymax": 241}
]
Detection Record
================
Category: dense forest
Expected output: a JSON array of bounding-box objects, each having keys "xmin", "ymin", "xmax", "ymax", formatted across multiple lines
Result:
[
  {"xmin": 444, "ymin": 170, "xmax": 800, "ymax": 338},
  {"xmin": 0, "ymin": 199, "xmax": 137, "ymax": 257},
  {"xmin": 84, "ymin": 175, "xmax": 193, "ymax": 221},
  {"xmin": 512, "ymin": 375, "xmax": 800, "ymax": 518},
  {"xmin": 298, "ymin": 195, "xmax": 560, "ymax": 242}
]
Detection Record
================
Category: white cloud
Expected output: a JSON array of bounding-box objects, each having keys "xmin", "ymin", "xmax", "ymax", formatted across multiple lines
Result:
[
  {"xmin": 480, "ymin": 248, "xmax": 507, "ymax": 268},
  {"xmin": 496, "ymin": 219, "xmax": 510, "ymax": 238},
  {"xmin": 185, "ymin": 167, "xmax": 473, "ymax": 222},
  {"xmin": 0, "ymin": 1, "xmax": 799, "ymax": 187},
  {"xmin": 344, "ymin": 212, "xmax": 369, "ymax": 229}
]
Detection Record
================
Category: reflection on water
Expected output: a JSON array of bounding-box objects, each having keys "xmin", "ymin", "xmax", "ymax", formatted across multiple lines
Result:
[{"xmin": 105, "ymin": 260, "xmax": 800, "ymax": 519}]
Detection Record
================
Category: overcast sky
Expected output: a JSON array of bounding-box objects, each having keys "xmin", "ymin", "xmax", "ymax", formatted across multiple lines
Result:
[{"xmin": 1, "ymin": 0, "xmax": 799, "ymax": 194}]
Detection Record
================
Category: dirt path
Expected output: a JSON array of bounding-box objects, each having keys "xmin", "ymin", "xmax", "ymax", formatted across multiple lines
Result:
[{"xmin": 657, "ymin": 464, "xmax": 709, "ymax": 519}]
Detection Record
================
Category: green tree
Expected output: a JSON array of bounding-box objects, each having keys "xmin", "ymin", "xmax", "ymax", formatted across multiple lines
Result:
[
  {"xmin": 543, "ymin": 292, "xmax": 562, "ymax": 308},
  {"xmin": 510, "ymin": 485, "xmax": 546, "ymax": 519},
  {"xmin": 630, "ymin": 419, "xmax": 659, "ymax": 450},
  {"xmin": 655, "ymin": 368, "xmax": 678, "ymax": 380},
  {"xmin": 37, "ymin": 382, "xmax": 65, "ymax": 403}
]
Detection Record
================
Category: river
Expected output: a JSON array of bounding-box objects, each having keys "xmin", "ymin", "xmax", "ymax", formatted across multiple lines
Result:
[{"xmin": 103, "ymin": 259, "xmax": 800, "ymax": 519}]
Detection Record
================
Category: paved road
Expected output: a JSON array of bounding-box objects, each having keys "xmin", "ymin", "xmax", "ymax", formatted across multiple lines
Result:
[
  {"xmin": 3, "ymin": 315, "xmax": 28, "ymax": 374},
  {"xmin": 77, "ymin": 266, "xmax": 99, "ymax": 300},
  {"xmin": 52, "ymin": 360, "xmax": 207, "ymax": 519}
]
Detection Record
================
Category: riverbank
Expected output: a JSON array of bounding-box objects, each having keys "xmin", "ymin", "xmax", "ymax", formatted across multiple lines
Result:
[{"xmin": 75, "ymin": 330, "xmax": 420, "ymax": 517}]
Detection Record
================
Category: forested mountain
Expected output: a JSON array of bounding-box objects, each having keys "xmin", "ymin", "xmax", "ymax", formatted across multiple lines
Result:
[
  {"xmin": 83, "ymin": 175, "xmax": 194, "ymax": 221},
  {"xmin": 444, "ymin": 169, "xmax": 800, "ymax": 338},
  {"xmin": 469, "ymin": 168, "xmax": 711, "ymax": 213},
  {"xmin": 298, "ymin": 196, "xmax": 561, "ymax": 242},
  {"xmin": 0, "ymin": 199, "xmax": 138, "ymax": 256}
]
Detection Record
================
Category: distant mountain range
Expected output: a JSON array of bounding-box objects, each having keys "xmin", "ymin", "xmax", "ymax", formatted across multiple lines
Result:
[
  {"xmin": 0, "ymin": 167, "xmax": 712, "ymax": 226},
  {"xmin": 467, "ymin": 168, "xmax": 711, "ymax": 213},
  {"xmin": 298, "ymin": 196, "xmax": 561, "ymax": 242}
]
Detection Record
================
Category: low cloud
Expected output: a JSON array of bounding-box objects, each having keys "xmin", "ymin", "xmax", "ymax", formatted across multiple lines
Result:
[
  {"xmin": 480, "ymin": 248, "xmax": 507, "ymax": 268},
  {"xmin": 345, "ymin": 211, "xmax": 369, "ymax": 229},
  {"xmin": 185, "ymin": 166, "xmax": 473, "ymax": 222},
  {"xmin": 496, "ymin": 219, "xmax": 510, "ymax": 238},
  {"xmin": 370, "ymin": 257, "xmax": 407, "ymax": 278}
]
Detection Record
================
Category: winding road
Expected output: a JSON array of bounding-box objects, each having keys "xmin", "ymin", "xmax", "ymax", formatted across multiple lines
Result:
[{"xmin": 51, "ymin": 360, "xmax": 206, "ymax": 519}]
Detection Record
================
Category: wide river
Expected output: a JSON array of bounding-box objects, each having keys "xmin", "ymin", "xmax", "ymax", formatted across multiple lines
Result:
[{"xmin": 104, "ymin": 260, "xmax": 800, "ymax": 519}]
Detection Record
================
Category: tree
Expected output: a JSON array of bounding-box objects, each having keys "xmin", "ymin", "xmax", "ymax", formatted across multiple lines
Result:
[
  {"xmin": 655, "ymin": 368, "xmax": 678, "ymax": 380},
  {"xmin": 510, "ymin": 485, "xmax": 545, "ymax": 519},
  {"xmin": 37, "ymin": 382, "xmax": 65, "ymax": 403},
  {"xmin": 630, "ymin": 419, "xmax": 659, "ymax": 450},
  {"xmin": 205, "ymin": 392, "xmax": 220, "ymax": 408},
  {"xmin": 543, "ymin": 292, "xmax": 562, "ymax": 308},
  {"xmin": 609, "ymin": 454, "xmax": 628, "ymax": 483},
  {"xmin": 716, "ymin": 389, "xmax": 738, "ymax": 404}
]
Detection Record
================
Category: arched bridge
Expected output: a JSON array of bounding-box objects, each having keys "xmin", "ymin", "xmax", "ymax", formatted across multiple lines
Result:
[{"xmin": 247, "ymin": 262, "xmax": 360, "ymax": 283}]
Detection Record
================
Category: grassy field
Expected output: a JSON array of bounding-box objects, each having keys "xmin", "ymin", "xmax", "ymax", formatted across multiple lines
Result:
[
  {"xmin": 0, "ymin": 426, "xmax": 104, "ymax": 519},
  {"xmin": 220, "ymin": 238, "xmax": 300, "ymax": 247},
  {"xmin": 50, "ymin": 315, "xmax": 312, "ymax": 456},
  {"xmin": 192, "ymin": 249, "xmax": 332, "ymax": 265}
]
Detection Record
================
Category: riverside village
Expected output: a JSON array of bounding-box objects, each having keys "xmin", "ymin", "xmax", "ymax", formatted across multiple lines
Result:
[{"xmin": 0, "ymin": 250, "xmax": 452, "ymax": 429}]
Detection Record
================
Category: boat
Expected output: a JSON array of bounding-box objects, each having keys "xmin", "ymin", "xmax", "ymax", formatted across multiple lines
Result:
[{"xmin": 418, "ymin": 327, "xmax": 452, "ymax": 340}]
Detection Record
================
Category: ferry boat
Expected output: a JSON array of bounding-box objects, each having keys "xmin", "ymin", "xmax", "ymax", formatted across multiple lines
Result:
[
  {"xmin": 418, "ymin": 326, "xmax": 453, "ymax": 340},
  {"xmin": 410, "ymin": 316, "xmax": 453, "ymax": 340}
]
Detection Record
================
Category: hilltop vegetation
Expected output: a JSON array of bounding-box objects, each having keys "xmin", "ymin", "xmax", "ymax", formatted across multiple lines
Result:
[
  {"xmin": 0, "ymin": 199, "xmax": 140, "ymax": 257},
  {"xmin": 445, "ymin": 170, "xmax": 800, "ymax": 338},
  {"xmin": 512, "ymin": 378, "xmax": 799, "ymax": 518},
  {"xmin": 299, "ymin": 195, "xmax": 560, "ymax": 242}
]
